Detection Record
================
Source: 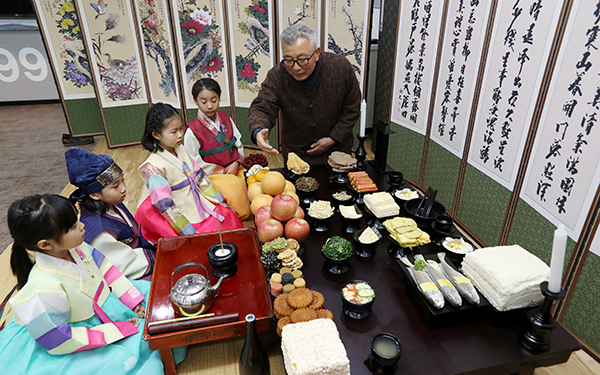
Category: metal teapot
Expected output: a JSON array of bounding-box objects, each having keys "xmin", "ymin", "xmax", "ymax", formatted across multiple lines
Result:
[{"xmin": 170, "ymin": 262, "xmax": 224, "ymax": 316}]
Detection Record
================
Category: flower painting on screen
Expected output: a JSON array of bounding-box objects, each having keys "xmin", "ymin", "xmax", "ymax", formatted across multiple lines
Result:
[
  {"xmin": 55, "ymin": 1, "xmax": 94, "ymax": 88},
  {"xmin": 179, "ymin": 5, "xmax": 224, "ymax": 82},
  {"xmin": 234, "ymin": 0, "xmax": 269, "ymax": 93}
]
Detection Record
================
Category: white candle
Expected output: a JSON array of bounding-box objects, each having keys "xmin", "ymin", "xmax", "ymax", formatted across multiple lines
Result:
[
  {"xmin": 548, "ymin": 224, "xmax": 567, "ymax": 293},
  {"xmin": 215, "ymin": 248, "xmax": 231, "ymax": 257},
  {"xmin": 359, "ymin": 99, "xmax": 367, "ymax": 137}
]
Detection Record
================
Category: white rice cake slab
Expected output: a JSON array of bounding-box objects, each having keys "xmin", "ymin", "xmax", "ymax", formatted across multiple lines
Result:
[
  {"xmin": 281, "ymin": 319, "xmax": 350, "ymax": 375},
  {"xmin": 462, "ymin": 245, "xmax": 549, "ymax": 311}
]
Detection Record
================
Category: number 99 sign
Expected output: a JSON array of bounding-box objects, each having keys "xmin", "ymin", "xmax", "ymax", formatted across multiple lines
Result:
[{"xmin": 0, "ymin": 47, "xmax": 48, "ymax": 83}]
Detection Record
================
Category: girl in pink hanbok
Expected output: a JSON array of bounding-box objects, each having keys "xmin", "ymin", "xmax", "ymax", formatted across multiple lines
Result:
[{"xmin": 135, "ymin": 103, "xmax": 242, "ymax": 244}]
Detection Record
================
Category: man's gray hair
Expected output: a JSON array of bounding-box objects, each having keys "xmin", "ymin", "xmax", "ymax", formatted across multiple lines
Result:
[{"xmin": 280, "ymin": 24, "xmax": 317, "ymax": 49}]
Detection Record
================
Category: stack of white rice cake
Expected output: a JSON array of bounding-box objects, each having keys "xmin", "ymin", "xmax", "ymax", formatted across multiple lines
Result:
[
  {"xmin": 281, "ymin": 319, "xmax": 350, "ymax": 375},
  {"xmin": 462, "ymin": 245, "xmax": 550, "ymax": 311},
  {"xmin": 364, "ymin": 192, "xmax": 400, "ymax": 218}
]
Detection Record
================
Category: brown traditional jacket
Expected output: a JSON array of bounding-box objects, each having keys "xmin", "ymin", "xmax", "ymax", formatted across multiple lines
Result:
[{"xmin": 248, "ymin": 51, "xmax": 361, "ymax": 165}]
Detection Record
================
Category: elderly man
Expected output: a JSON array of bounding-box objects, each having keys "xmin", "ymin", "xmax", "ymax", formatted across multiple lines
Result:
[{"xmin": 248, "ymin": 24, "xmax": 361, "ymax": 165}]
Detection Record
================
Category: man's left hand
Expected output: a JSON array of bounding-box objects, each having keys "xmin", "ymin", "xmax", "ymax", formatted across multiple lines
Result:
[{"xmin": 307, "ymin": 137, "xmax": 335, "ymax": 155}]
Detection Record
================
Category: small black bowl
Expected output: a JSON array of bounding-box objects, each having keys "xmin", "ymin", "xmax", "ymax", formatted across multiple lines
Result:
[
  {"xmin": 322, "ymin": 250, "xmax": 353, "ymax": 275},
  {"xmin": 206, "ymin": 242, "xmax": 238, "ymax": 278},
  {"xmin": 341, "ymin": 280, "xmax": 376, "ymax": 319},
  {"xmin": 370, "ymin": 333, "xmax": 402, "ymax": 374},
  {"xmin": 296, "ymin": 188, "xmax": 318, "ymax": 206},
  {"xmin": 353, "ymin": 228, "xmax": 381, "ymax": 258},
  {"xmin": 404, "ymin": 198, "xmax": 446, "ymax": 230},
  {"xmin": 330, "ymin": 170, "xmax": 349, "ymax": 185},
  {"xmin": 331, "ymin": 189, "xmax": 354, "ymax": 208},
  {"xmin": 310, "ymin": 215, "xmax": 332, "ymax": 232},
  {"xmin": 389, "ymin": 171, "xmax": 404, "ymax": 184}
]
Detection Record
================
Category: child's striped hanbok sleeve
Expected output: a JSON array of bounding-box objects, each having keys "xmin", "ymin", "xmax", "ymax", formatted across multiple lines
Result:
[
  {"xmin": 88, "ymin": 244, "xmax": 144, "ymax": 310},
  {"xmin": 191, "ymin": 158, "xmax": 224, "ymax": 203},
  {"xmin": 139, "ymin": 161, "xmax": 196, "ymax": 235},
  {"xmin": 10, "ymin": 283, "xmax": 138, "ymax": 355}
]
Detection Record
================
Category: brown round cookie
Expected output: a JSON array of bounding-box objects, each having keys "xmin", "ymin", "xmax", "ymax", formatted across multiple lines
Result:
[
  {"xmin": 289, "ymin": 307, "xmax": 318, "ymax": 323},
  {"xmin": 308, "ymin": 290, "xmax": 325, "ymax": 310},
  {"xmin": 273, "ymin": 293, "xmax": 294, "ymax": 318},
  {"xmin": 286, "ymin": 238, "xmax": 300, "ymax": 252},
  {"xmin": 316, "ymin": 309, "xmax": 334, "ymax": 320},
  {"xmin": 277, "ymin": 316, "xmax": 291, "ymax": 336},
  {"xmin": 287, "ymin": 287, "xmax": 313, "ymax": 309}
]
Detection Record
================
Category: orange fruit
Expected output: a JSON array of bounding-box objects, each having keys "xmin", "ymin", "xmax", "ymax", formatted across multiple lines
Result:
[
  {"xmin": 255, "ymin": 168, "xmax": 269, "ymax": 182},
  {"xmin": 261, "ymin": 171, "xmax": 286, "ymax": 195},
  {"xmin": 247, "ymin": 175, "xmax": 257, "ymax": 186},
  {"xmin": 247, "ymin": 182, "xmax": 263, "ymax": 202}
]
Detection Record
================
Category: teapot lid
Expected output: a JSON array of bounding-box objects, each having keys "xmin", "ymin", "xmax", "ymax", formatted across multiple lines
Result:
[{"xmin": 173, "ymin": 273, "xmax": 207, "ymax": 296}]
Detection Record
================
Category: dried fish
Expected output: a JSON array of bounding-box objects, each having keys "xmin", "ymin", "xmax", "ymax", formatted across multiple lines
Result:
[
  {"xmin": 400, "ymin": 256, "xmax": 445, "ymax": 309},
  {"xmin": 415, "ymin": 255, "xmax": 462, "ymax": 307},
  {"xmin": 437, "ymin": 253, "xmax": 480, "ymax": 305}
]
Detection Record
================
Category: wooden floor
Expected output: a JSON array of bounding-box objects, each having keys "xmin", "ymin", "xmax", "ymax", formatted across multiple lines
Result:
[{"xmin": 77, "ymin": 138, "xmax": 600, "ymax": 375}]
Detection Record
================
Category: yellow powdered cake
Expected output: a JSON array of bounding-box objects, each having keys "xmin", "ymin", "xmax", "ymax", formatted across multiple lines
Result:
[
  {"xmin": 281, "ymin": 319, "xmax": 350, "ymax": 375},
  {"xmin": 364, "ymin": 192, "xmax": 400, "ymax": 218}
]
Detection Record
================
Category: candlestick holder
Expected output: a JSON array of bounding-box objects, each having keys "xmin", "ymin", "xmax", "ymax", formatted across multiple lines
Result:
[
  {"xmin": 519, "ymin": 281, "xmax": 566, "ymax": 353},
  {"xmin": 369, "ymin": 120, "xmax": 395, "ymax": 174},
  {"xmin": 355, "ymin": 134, "xmax": 367, "ymax": 171}
]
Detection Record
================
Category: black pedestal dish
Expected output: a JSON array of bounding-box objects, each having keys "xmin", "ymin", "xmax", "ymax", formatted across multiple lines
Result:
[{"xmin": 206, "ymin": 242, "xmax": 239, "ymax": 278}]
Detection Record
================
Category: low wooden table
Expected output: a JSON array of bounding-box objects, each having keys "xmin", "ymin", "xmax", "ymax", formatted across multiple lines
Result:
[
  {"xmin": 290, "ymin": 164, "xmax": 581, "ymax": 375},
  {"xmin": 142, "ymin": 228, "xmax": 272, "ymax": 375}
]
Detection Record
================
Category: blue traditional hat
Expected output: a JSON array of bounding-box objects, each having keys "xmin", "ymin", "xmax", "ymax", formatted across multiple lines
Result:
[{"xmin": 65, "ymin": 149, "xmax": 123, "ymax": 198}]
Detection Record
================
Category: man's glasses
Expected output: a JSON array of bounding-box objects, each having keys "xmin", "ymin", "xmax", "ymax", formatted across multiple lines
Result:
[{"xmin": 282, "ymin": 49, "xmax": 316, "ymax": 67}]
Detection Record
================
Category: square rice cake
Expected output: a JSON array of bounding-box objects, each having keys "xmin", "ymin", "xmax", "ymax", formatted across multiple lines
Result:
[{"xmin": 281, "ymin": 319, "xmax": 350, "ymax": 375}]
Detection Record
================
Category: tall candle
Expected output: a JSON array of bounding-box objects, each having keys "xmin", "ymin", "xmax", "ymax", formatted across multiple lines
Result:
[
  {"xmin": 548, "ymin": 224, "xmax": 567, "ymax": 293},
  {"xmin": 359, "ymin": 100, "xmax": 367, "ymax": 137}
]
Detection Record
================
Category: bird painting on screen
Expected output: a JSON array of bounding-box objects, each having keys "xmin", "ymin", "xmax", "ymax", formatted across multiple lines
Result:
[
  {"xmin": 105, "ymin": 53, "xmax": 129, "ymax": 71},
  {"xmin": 90, "ymin": 0, "xmax": 108, "ymax": 19}
]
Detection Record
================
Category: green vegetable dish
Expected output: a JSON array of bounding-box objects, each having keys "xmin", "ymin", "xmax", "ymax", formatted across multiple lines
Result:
[{"xmin": 322, "ymin": 236, "xmax": 353, "ymax": 260}]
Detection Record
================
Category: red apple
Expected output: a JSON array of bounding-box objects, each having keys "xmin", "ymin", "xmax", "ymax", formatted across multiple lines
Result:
[
  {"xmin": 254, "ymin": 205, "xmax": 273, "ymax": 227},
  {"xmin": 258, "ymin": 219, "xmax": 284, "ymax": 243},
  {"xmin": 270, "ymin": 194, "xmax": 299, "ymax": 222},
  {"xmin": 284, "ymin": 218, "xmax": 310, "ymax": 242},
  {"xmin": 292, "ymin": 206, "xmax": 305, "ymax": 219}
]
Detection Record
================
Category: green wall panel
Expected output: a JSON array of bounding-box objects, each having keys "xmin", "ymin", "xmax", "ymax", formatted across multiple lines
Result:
[
  {"xmin": 65, "ymin": 98, "xmax": 104, "ymax": 136},
  {"xmin": 507, "ymin": 198, "xmax": 577, "ymax": 264},
  {"xmin": 103, "ymin": 104, "xmax": 149, "ymax": 147},
  {"xmin": 233, "ymin": 107, "xmax": 251, "ymax": 146},
  {"xmin": 561, "ymin": 252, "xmax": 600, "ymax": 353},
  {"xmin": 373, "ymin": 0, "xmax": 399, "ymax": 125},
  {"xmin": 387, "ymin": 122, "xmax": 424, "ymax": 185},
  {"xmin": 423, "ymin": 141, "xmax": 460, "ymax": 211},
  {"xmin": 456, "ymin": 165, "xmax": 511, "ymax": 246}
]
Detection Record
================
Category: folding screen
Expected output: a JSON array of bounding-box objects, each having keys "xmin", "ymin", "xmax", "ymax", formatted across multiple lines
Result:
[
  {"xmin": 378, "ymin": 0, "xmax": 600, "ymax": 353},
  {"xmin": 277, "ymin": 0, "xmax": 322, "ymax": 55},
  {"xmin": 75, "ymin": 0, "xmax": 150, "ymax": 146},
  {"xmin": 32, "ymin": 0, "xmax": 104, "ymax": 136},
  {"xmin": 169, "ymin": 0, "xmax": 232, "ymax": 124},
  {"xmin": 226, "ymin": 0, "xmax": 275, "ymax": 143},
  {"xmin": 132, "ymin": 0, "xmax": 181, "ymax": 108}
]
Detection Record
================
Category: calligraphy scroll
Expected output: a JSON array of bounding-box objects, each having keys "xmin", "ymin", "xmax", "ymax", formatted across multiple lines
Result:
[
  {"xmin": 468, "ymin": 0, "xmax": 563, "ymax": 188},
  {"xmin": 76, "ymin": 0, "xmax": 150, "ymax": 146},
  {"xmin": 132, "ymin": 0, "xmax": 180, "ymax": 106},
  {"xmin": 390, "ymin": 0, "xmax": 444, "ymax": 134},
  {"xmin": 325, "ymin": 0, "xmax": 371, "ymax": 90},
  {"xmin": 170, "ymin": 0, "xmax": 231, "ymax": 121},
  {"xmin": 430, "ymin": 0, "xmax": 492, "ymax": 157},
  {"xmin": 32, "ymin": 0, "xmax": 103, "ymax": 135},
  {"xmin": 227, "ymin": 0, "xmax": 274, "ymax": 107},
  {"xmin": 277, "ymin": 0, "xmax": 321, "ymax": 60},
  {"xmin": 522, "ymin": 0, "xmax": 600, "ymax": 238}
]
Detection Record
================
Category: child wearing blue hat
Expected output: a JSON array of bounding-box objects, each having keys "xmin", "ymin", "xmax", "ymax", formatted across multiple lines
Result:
[{"xmin": 65, "ymin": 148, "xmax": 155, "ymax": 280}]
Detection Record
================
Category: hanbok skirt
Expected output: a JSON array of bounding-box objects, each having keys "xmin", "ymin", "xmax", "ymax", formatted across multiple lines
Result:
[
  {"xmin": 0, "ymin": 280, "xmax": 186, "ymax": 375},
  {"xmin": 135, "ymin": 197, "xmax": 243, "ymax": 244}
]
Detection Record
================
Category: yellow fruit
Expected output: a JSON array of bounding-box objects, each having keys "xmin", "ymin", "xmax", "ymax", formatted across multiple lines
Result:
[
  {"xmin": 251, "ymin": 194, "xmax": 273, "ymax": 215},
  {"xmin": 261, "ymin": 171, "xmax": 286, "ymax": 195},
  {"xmin": 283, "ymin": 180, "xmax": 296, "ymax": 194},
  {"xmin": 255, "ymin": 168, "xmax": 269, "ymax": 182},
  {"xmin": 247, "ymin": 175, "xmax": 257, "ymax": 186},
  {"xmin": 286, "ymin": 192, "xmax": 300, "ymax": 205},
  {"xmin": 247, "ymin": 182, "xmax": 263, "ymax": 202}
]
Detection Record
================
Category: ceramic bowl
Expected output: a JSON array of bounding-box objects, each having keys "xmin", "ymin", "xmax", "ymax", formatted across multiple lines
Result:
[
  {"xmin": 352, "ymin": 228, "xmax": 381, "ymax": 258},
  {"xmin": 322, "ymin": 249, "xmax": 353, "ymax": 275},
  {"xmin": 341, "ymin": 280, "xmax": 376, "ymax": 319},
  {"xmin": 331, "ymin": 189, "xmax": 355, "ymax": 208},
  {"xmin": 206, "ymin": 242, "xmax": 238, "ymax": 279},
  {"xmin": 404, "ymin": 198, "xmax": 446, "ymax": 230}
]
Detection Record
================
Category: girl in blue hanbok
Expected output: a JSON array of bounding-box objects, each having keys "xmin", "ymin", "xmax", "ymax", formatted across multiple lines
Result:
[
  {"xmin": 0, "ymin": 194, "xmax": 185, "ymax": 374},
  {"xmin": 65, "ymin": 148, "xmax": 155, "ymax": 281}
]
